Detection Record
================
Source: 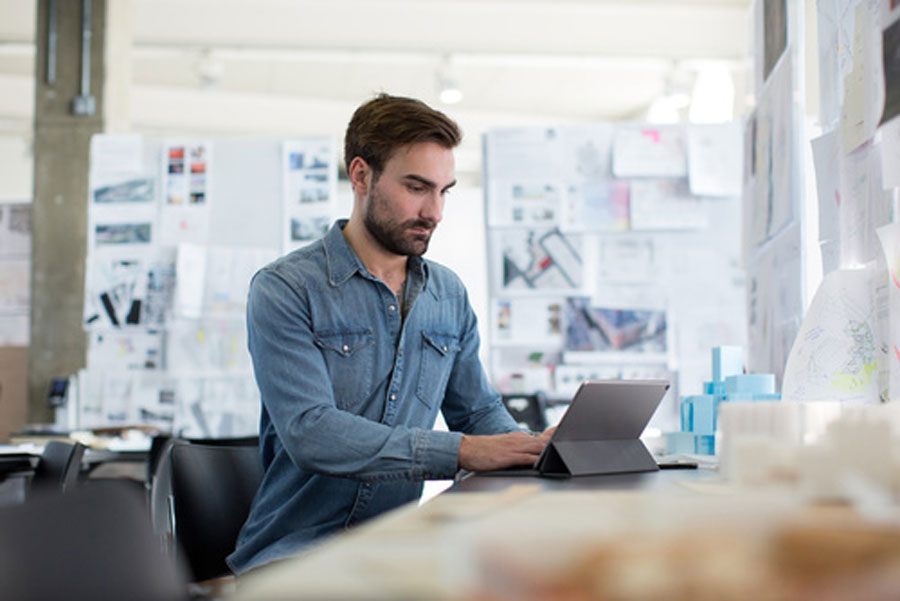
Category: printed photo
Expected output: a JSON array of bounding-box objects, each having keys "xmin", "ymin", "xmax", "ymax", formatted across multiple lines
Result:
[{"xmin": 95, "ymin": 222, "xmax": 152, "ymax": 245}]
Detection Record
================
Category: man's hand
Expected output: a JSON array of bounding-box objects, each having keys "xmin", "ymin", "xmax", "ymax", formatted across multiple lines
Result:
[{"xmin": 458, "ymin": 431, "xmax": 549, "ymax": 472}]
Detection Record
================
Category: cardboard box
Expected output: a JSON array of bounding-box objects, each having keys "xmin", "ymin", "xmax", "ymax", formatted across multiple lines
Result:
[{"xmin": 0, "ymin": 346, "xmax": 28, "ymax": 442}]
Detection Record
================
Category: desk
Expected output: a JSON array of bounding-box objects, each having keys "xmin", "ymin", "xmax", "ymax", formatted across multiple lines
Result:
[
  {"xmin": 227, "ymin": 469, "xmax": 742, "ymax": 600},
  {"xmin": 230, "ymin": 468, "xmax": 900, "ymax": 601}
]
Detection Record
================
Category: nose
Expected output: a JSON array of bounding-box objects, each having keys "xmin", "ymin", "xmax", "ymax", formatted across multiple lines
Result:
[{"xmin": 420, "ymin": 190, "xmax": 444, "ymax": 225}]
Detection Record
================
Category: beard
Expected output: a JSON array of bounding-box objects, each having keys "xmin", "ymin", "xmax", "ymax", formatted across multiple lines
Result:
[{"xmin": 363, "ymin": 187, "xmax": 436, "ymax": 257}]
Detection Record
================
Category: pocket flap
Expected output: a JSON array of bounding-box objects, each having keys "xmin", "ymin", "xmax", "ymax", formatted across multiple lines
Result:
[
  {"xmin": 314, "ymin": 330, "xmax": 373, "ymax": 357},
  {"xmin": 421, "ymin": 332, "xmax": 461, "ymax": 356}
]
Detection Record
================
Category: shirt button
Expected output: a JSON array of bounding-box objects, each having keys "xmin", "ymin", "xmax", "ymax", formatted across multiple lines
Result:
[
  {"xmin": 442, "ymin": 346, "xmax": 448, "ymax": 352},
  {"xmin": 388, "ymin": 305, "xmax": 396, "ymax": 312},
  {"xmin": 342, "ymin": 344, "xmax": 349, "ymax": 352},
  {"xmin": 390, "ymin": 394, "xmax": 396, "ymax": 401}
]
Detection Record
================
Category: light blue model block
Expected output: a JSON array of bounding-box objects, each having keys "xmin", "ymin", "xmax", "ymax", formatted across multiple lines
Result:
[
  {"xmin": 751, "ymin": 393, "xmax": 782, "ymax": 401},
  {"xmin": 666, "ymin": 431, "xmax": 696, "ymax": 455},
  {"xmin": 689, "ymin": 395, "xmax": 716, "ymax": 435},
  {"xmin": 703, "ymin": 381, "xmax": 726, "ymax": 395},
  {"xmin": 724, "ymin": 392, "xmax": 756, "ymax": 402},
  {"xmin": 712, "ymin": 346, "xmax": 743, "ymax": 382},
  {"xmin": 725, "ymin": 373, "xmax": 776, "ymax": 395},
  {"xmin": 695, "ymin": 434, "xmax": 715, "ymax": 455},
  {"xmin": 680, "ymin": 400, "xmax": 693, "ymax": 432}
]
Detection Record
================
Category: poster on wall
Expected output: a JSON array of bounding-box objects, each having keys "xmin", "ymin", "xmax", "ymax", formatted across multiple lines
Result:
[
  {"xmin": 88, "ymin": 135, "xmax": 157, "ymax": 253},
  {"xmin": 630, "ymin": 179, "xmax": 707, "ymax": 230},
  {"xmin": 492, "ymin": 296, "xmax": 565, "ymax": 346},
  {"xmin": 746, "ymin": 55, "xmax": 794, "ymax": 253},
  {"xmin": 83, "ymin": 248, "xmax": 176, "ymax": 330},
  {"xmin": 491, "ymin": 228, "xmax": 585, "ymax": 293},
  {"xmin": 282, "ymin": 138, "xmax": 337, "ymax": 253},
  {"xmin": 159, "ymin": 141, "xmax": 213, "ymax": 245},
  {"xmin": 612, "ymin": 125, "xmax": 687, "ymax": 178},
  {"xmin": 560, "ymin": 180, "xmax": 630, "ymax": 232},
  {"xmin": 687, "ymin": 123, "xmax": 743, "ymax": 197},
  {"xmin": 563, "ymin": 297, "xmax": 668, "ymax": 357}
]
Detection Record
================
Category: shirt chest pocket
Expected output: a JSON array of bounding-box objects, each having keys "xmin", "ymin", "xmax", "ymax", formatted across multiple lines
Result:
[
  {"xmin": 314, "ymin": 329, "xmax": 374, "ymax": 410},
  {"xmin": 416, "ymin": 331, "xmax": 461, "ymax": 408}
]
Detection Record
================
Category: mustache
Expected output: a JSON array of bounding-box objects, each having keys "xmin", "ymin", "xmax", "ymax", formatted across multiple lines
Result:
[{"xmin": 403, "ymin": 219, "xmax": 437, "ymax": 231}]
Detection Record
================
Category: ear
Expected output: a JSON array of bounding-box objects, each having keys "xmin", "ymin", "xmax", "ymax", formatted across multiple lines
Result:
[{"xmin": 347, "ymin": 156, "xmax": 371, "ymax": 197}]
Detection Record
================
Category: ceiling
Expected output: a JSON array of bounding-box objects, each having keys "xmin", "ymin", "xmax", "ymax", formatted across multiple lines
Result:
[{"xmin": 0, "ymin": 0, "xmax": 754, "ymax": 178}]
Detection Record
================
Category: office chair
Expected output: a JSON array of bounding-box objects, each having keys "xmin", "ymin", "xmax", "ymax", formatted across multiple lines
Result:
[
  {"xmin": 30, "ymin": 440, "xmax": 87, "ymax": 494},
  {"xmin": 501, "ymin": 392, "xmax": 549, "ymax": 432},
  {"xmin": 0, "ymin": 480, "xmax": 188, "ymax": 601},
  {"xmin": 151, "ymin": 438, "xmax": 263, "ymax": 583}
]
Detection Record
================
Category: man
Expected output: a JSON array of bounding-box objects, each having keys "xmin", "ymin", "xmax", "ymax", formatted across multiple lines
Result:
[{"xmin": 228, "ymin": 94, "xmax": 550, "ymax": 575}]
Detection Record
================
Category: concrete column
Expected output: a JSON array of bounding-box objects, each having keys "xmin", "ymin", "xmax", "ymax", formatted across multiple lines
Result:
[{"xmin": 29, "ymin": 0, "xmax": 131, "ymax": 421}]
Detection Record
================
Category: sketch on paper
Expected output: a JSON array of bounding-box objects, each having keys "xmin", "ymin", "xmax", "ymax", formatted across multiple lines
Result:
[
  {"xmin": 84, "ymin": 252, "xmax": 175, "ymax": 329},
  {"xmin": 495, "ymin": 228, "xmax": 584, "ymax": 292},
  {"xmin": 95, "ymin": 223, "xmax": 153, "ymax": 246},
  {"xmin": 562, "ymin": 180, "xmax": 629, "ymax": 232},
  {"xmin": 612, "ymin": 125, "xmax": 687, "ymax": 178},
  {"xmin": 564, "ymin": 297, "xmax": 667, "ymax": 353},
  {"xmin": 93, "ymin": 178, "xmax": 155, "ymax": 204},
  {"xmin": 494, "ymin": 297, "xmax": 564, "ymax": 344}
]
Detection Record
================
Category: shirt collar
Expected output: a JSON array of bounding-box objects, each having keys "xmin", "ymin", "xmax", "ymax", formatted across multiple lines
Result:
[{"xmin": 323, "ymin": 219, "xmax": 429, "ymax": 289}]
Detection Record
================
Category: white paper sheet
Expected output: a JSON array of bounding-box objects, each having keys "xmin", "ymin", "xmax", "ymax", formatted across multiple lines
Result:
[
  {"xmin": 204, "ymin": 246, "xmax": 277, "ymax": 315},
  {"xmin": 560, "ymin": 180, "xmax": 629, "ymax": 232},
  {"xmin": 839, "ymin": 141, "xmax": 892, "ymax": 266},
  {"xmin": 687, "ymin": 123, "xmax": 743, "ymax": 197},
  {"xmin": 159, "ymin": 141, "xmax": 213, "ymax": 245},
  {"xmin": 0, "ymin": 203, "xmax": 31, "ymax": 258},
  {"xmin": 88, "ymin": 329, "xmax": 163, "ymax": 370},
  {"xmin": 165, "ymin": 318, "xmax": 252, "ymax": 375},
  {"xmin": 489, "ymin": 180, "xmax": 563, "ymax": 227},
  {"xmin": 83, "ymin": 248, "xmax": 176, "ymax": 329},
  {"xmin": 782, "ymin": 267, "xmax": 881, "ymax": 403},
  {"xmin": 877, "ymin": 222, "xmax": 900, "ymax": 402},
  {"xmin": 173, "ymin": 376, "xmax": 259, "ymax": 438},
  {"xmin": 173, "ymin": 243, "xmax": 207, "ymax": 319},
  {"xmin": 282, "ymin": 138, "xmax": 337, "ymax": 253},
  {"xmin": 88, "ymin": 135, "xmax": 157, "ymax": 253},
  {"xmin": 492, "ymin": 228, "xmax": 585, "ymax": 293},
  {"xmin": 840, "ymin": 1, "xmax": 886, "ymax": 154},
  {"xmin": 612, "ymin": 125, "xmax": 687, "ymax": 178},
  {"xmin": 630, "ymin": 179, "xmax": 708, "ymax": 230},
  {"xmin": 748, "ymin": 55, "xmax": 795, "ymax": 249},
  {"xmin": 0, "ymin": 259, "xmax": 29, "ymax": 314},
  {"xmin": 810, "ymin": 130, "xmax": 842, "ymax": 246},
  {"xmin": 492, "ymin": 297, "xmax": 565, "ymax": 346}
]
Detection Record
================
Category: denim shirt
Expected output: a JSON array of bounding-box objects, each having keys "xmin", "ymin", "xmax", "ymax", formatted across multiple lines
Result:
[{"xmin": 227, "ymin": 220, "xmax": 520, "ymax": 574}]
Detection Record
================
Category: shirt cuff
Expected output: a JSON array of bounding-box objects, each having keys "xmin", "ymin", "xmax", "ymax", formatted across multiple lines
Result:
[{"xmin": 414, "ymin": 429, "xmax": 463, "ymax": 480}]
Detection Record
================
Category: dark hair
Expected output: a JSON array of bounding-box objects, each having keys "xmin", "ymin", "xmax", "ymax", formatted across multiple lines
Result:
[{"xmin": 344, "ymin": 93, "xmax": 462, "ymax": 177}]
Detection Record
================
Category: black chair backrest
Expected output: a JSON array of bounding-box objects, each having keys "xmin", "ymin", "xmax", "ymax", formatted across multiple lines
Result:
[
  {"xmin": 159, "ymin": 438, "xmax": 263, "ymax": 582},
  {"xmin": 31, "ymin": 440, "xmax": 86, "ymax": 494},
  {"xmin": 0, "ymin": 480, "xmax": 188, "ymax": 601},
  {"xmin": 501, "ymin": 393, "xmax": 549, "ymax": 432}
]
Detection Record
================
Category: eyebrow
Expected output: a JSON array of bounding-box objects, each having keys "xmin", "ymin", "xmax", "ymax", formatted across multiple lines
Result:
[{"xmin": 402, "ymin": 174, "xmax": 457, "ymax": 193}]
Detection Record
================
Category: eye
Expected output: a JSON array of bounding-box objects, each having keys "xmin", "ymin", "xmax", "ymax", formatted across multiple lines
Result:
[{"xmin": 407, "ymin": 183, "xmax": 427, "ymax": 193}]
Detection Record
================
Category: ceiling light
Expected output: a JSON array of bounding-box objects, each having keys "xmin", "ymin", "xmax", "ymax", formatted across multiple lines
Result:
[{"xmin": 436, "ymin": 55, "xmax": 462, "ymax": 105}]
